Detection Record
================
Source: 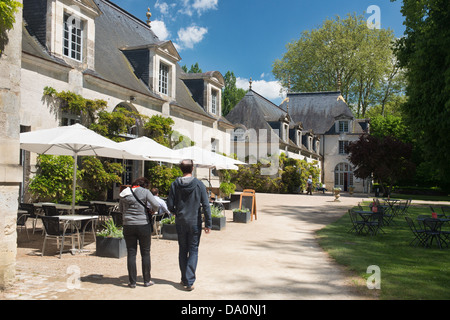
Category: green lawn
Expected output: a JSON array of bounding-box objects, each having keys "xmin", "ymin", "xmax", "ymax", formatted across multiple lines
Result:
[{"xmin": 316, "ymin": 202, "xmax": 450, "ymax": 300}]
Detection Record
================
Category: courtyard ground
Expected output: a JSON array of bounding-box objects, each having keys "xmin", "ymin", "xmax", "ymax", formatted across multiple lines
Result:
[{"xmin": 3, "ymin": 192, "xmax": 373, "ymax": 300}]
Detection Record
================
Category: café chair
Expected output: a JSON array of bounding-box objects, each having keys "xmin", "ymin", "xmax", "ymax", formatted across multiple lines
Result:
[
  {"xmin": 423, "ymin": 218, "xmax": 445, "ymax": 249},
  {"xmin": 42, "ymin": 205, "xmax": 62, "ymax": 217},
  {"xmin": 17, "ymin": 211, "xmax": 30, "ymax": 240},
  {"xmin": 405, "ymin": 217, "xmax": 427, "ymax": 247},
  {"xmin": 41, "ymin": 216, "xmax": 80, "ymax": 259},
  {"xmin": 19, "ymin": 203, "xmax": 40, "ymax": 234},
  {"xmin": 347, "ymin": 209, "xmax": 365, "ymax": 235}
]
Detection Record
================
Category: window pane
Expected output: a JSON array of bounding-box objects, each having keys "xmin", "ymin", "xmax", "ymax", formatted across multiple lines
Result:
[
  {"xmin": 159, "ymin": 63, "xmax": 169, "ymax": 95},
  {"xmin": 63, "ymin": 13, "xmax": 83, "ymax": 62}
]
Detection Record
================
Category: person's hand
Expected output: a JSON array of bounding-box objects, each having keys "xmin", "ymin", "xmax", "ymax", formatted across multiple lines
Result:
[{"xmin": 204, "ymin": 227, "xmax": 211, "ymax": 234}]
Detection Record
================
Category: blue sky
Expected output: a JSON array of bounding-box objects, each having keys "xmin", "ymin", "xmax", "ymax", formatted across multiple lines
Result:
[{"xmin": 116, "ymin": 0, "xmax": 406, "ymax": 104}]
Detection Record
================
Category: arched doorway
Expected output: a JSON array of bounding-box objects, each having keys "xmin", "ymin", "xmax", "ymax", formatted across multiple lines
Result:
[{"xmin": 334, "ymin": 162, "xmax": 354, "ymax": 192}]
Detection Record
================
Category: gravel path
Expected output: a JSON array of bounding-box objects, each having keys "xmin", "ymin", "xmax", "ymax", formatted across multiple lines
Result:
[{"xmin": 2, "ymin": 193, "xmax": 372, "ymax": 300}]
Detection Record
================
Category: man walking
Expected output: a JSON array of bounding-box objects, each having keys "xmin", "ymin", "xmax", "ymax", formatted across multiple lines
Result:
[{"xmin": 167, "ymin": 159, "xmax": 212, "ymax": 291}]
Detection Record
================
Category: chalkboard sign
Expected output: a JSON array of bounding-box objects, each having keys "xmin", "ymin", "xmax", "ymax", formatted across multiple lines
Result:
[{"xmin": 239, "ymin": 189, "xmax": 257, "ymax": 221}]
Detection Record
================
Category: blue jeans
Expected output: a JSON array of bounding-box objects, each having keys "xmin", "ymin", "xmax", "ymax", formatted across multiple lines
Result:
[
  {"xmin": 176, "ymin": 222, "xmax": 201, "ymax": 286},
  {"xmin": 123, "ymin": 224, "xmax": 151, "ymax": 285}
]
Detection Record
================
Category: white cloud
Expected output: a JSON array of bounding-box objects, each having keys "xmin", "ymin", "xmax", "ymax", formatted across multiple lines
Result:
[
  {"xmin": 175, "ymin": 25, "xmax": 208, "ymax": 50},
  {"xmin": 152, "ymin": 20, "xmax": 170, "ymax": 40},
  {"xmin": 236, "ymin": 77, "xmax": 285, "ymax": 103},
  {"xmin": 155, "ymin": 1, "xmax": 170, "ymax": 15},
  {"xmin": 177, "ymin": 0, "xmax": 218, "ymax": 16},
  {"xmin": 192, "ymin": 0, "xmax": 218, "ymax": 14}
]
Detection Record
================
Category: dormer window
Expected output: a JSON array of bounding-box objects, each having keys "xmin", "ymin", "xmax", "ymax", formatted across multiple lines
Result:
[
  {"xmin": 283, "ymin": 123, "xmax": 289, "ymax": 142},
  {"xmin": 63, "ymin": 13, "xmax": 83, "ymax": 61},
  {"xmin": 338, "ymin": 120, "xmax": 349, "ymax": 133},
  {"xmin": 211, "ymin": 90, "xmax": 218, "ymax": 115},
  {"xmin": 296, "ymin": 130, "xmax": 302, "ymax": 146},
  {"xmin": 159, "ymin": 62, "xmax": 170, "ymax": 95}
]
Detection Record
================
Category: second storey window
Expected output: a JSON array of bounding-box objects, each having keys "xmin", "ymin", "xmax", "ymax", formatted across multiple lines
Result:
[
  {"xmin": 63, "ymin": 13, "xmax": 83, "ymax": 61},
  {"xmin": 211, "ymin": 90, "xmax": 218, "ymax": 115},
  {"xmin": 338, "ymin": 120, "xmax": 349, "ymax": 133},
  {"xmin": 339, "ymin": 140, "xmax": 349, "ymax": 154},
  {"xmin": 159, "ymin": 63, "xmax": 169, "ymax": 95}
]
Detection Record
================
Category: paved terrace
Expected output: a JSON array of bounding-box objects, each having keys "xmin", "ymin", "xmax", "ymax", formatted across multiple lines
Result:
[{"xmin": 3, "ymin": 193, "xmax": 371, "ymax": 300}]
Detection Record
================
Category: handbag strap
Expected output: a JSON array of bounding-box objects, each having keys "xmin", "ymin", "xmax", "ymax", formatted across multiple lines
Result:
[{"xmin": 130, "ymin": 187, "xmax": 151, "ymax": 214}]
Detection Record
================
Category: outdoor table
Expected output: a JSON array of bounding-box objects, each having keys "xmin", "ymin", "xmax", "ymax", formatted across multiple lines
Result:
[
  {"xmin": 33, "ymin": 202, "xmax": 89, "ymax": 214},
  {"xmin": 354, "ymin": 210, "xmax": 383, "ymax": 235},
  {"xmin": 416, "ymin": 217, "xmax": 450, "ymax": 249},
  {"xmin": 90, "ymin": 201, "xmax": 118, "ymax": 207},
  {"xmin": 56, "ymin": 215, "xmax": 99, "ymax": 253}
]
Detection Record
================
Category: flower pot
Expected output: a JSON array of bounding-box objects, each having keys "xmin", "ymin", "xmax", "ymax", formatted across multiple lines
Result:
[
  {"xmin": 95, "ymin": 236, "xmax": 126, "ymax": 259},
  {"xmin": 333, "ymin": 190, "xmax": 341, "ymax": 202},
  {"xmin": 233, "ymin": 210, "xmax": 251, "ymax": 223},
  {"xmin": 212, "ymin": 216, "xmax": 226, "ymax": 230},
  {"xmin": 161, "ymin": 224, "xmax": 178, "ymax": 240}
]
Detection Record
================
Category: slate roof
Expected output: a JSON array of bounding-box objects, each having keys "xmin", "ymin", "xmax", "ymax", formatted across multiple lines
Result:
[
  {"xmin": 225, "ymin": 89, "xmax": 303, "ymax": 150},
  {"xmin": 279, "ymin": 91, "xmax": 349, "ymax": 134},
  {"xmin": 21, "ymin": 0, "xmax": 231, "ymax": 126}
]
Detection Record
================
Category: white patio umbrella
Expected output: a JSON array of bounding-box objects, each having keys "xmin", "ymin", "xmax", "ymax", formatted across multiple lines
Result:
[
  {"xmin": 117, "ymin": 136, "xmax": 183, "ymax": 164},
  {"xmin": 20, "ymin": 123, "xmax": 150, "ymax": 214},
  {"xmin": 174, "ymin": 146, "xmax": 245, "ymax": 170}
]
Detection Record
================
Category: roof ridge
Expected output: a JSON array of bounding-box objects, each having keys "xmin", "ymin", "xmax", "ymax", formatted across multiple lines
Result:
[
  {"xmin": 288, "ymin": 91, "xmax": 341, "ymax": 96},
  {"xmin": 248, "ymin": 89, "xmax": 286, "ymax": 113}
]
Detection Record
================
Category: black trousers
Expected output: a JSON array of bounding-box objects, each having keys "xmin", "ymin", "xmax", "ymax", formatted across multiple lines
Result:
[{"xmin": 123, "ymin": 223, "xmax": 152, "ymax": 285}]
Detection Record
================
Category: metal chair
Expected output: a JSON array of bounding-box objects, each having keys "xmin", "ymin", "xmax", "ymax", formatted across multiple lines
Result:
[
  {"xmin": 365, "ymin": 212, "xmax": 384, "ymax": 235},
  {"xmin": 17, "ymin": 211, "xmax": 29, "ymax": 240},
  {"xmin": 347, "ymin": 209, "xmax": 365, "ymax": 235},
  {"xmin": 423, "ymin": 218, "xmax": 446, "ymax": 249},
  {"xmin": 41, "ymin": 216, "xmax": 80, "ymax": 259},
  {"xmin": 42, "ymin": 205, "xmax": 61, "ymax": 217},
  {"xmin": 19, "ymin": 203, "xmax": 40, "ymax": 234},
  {"xmin": 405, "ymin": 217, "xmax": 427, "ymax": 247},
  {"xmin": 94, "ymin": 203, "xmax": 110, "ymax": 224}
]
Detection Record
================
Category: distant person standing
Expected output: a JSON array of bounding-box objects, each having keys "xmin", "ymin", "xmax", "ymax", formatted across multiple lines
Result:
[
  {"xmin": 306, "ymin": 175, "xmax": 313, "ymax": 195},
  {"xmin": 150, "ymin": 187, "xmax": 171, "ymax": 216},
  {"xmin": 167, "ymin": 159, "xmax": 212, "ymax": 291}
]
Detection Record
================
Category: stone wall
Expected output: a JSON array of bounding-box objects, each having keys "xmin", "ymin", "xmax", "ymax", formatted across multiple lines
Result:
[{"xmin": 0, "ymin": 1, "xmax": 23, "ymax": 290}]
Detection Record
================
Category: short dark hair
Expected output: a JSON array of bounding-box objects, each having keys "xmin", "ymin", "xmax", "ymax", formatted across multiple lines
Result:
[
  {"xmin": 150, "ymin": 187, "xmax": 159, "ymax": 196},
  {"xmin": 132, "ymin": 177, "xmax": 150, "ymax": 188},
  {"xmin": 179, "ymin": 159, "xmax": 194, "ymax": 174}
]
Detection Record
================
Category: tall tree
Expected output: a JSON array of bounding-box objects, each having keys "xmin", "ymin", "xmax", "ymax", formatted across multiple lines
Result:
[
  {"xmin": 392, "ymin": 0, "xmax": 450, "ymax": 186},
  {"xmin": 347, "ymin": 134, "xmax": 415, "ymax": 195},
  {"xmin": 222, "ymin": 71, "xmax": 247, "ymax": 116},
  {"xmin": 272, "ymin": 13, "xmax": 400, "ymax": 117},
  {"xmin": 181, "ymin": 62, "xmax": 202, "ymax": 73}
]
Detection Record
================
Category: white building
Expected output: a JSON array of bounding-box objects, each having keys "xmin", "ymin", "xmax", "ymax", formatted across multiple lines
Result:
[
  {"xmin": 281, "ymin": 91, "xmax": 370, "ymax": 193},
  {"xmin": 20, "ymin": 0, "xmax": 233, "ymax": 198}
]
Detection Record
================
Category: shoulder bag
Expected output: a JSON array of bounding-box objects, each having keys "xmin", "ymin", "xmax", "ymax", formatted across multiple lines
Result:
[{"xmin": 129, "ymin": 187, "xmax": 153, "ymax": 227}]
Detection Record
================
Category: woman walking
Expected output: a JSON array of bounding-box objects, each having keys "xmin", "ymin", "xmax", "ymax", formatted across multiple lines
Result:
[{"xmin": 119, "ymin": 177, "xmax": 160, "ymax": 288}]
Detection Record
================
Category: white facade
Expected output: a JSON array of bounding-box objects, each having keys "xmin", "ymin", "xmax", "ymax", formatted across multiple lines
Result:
[{"xmin": 20, "ymin": 0, "xmax": 233, "ymax": 198}]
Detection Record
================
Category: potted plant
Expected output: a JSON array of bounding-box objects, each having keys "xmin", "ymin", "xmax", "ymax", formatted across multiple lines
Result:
[
  {"xmin": 233, "ymin": 208, "xmax": 251, "ymax": 223},
  {"xmin": 96, "ymin": 219, "xmax": 126, "ymax": 259},
  {"xmin": 211, "ymin": 205, "xmax": 226, "ymax": 230},
  {"xmin": 333, "ymin": 187, "xmax": 341, "ymax": 202},
  {"xmin": 219, "ymin": 170, "xmax": 236, "ymax": 200},
  {"xmin": 348, "ymin": 185, "xmax": 355, "ymax": 195},
  {"xmin": 219, "ymin": 181, "xmax": 236, "ymax": 199},
  {"xmin": 161, "ymin": 215, "xmax": 177, "ymax": 240}
]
